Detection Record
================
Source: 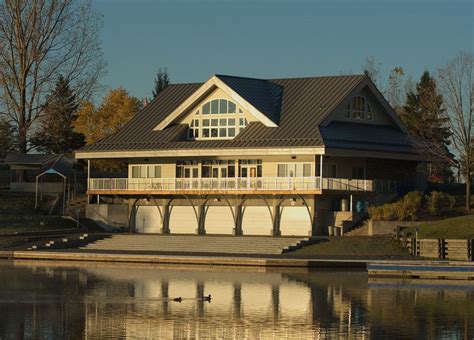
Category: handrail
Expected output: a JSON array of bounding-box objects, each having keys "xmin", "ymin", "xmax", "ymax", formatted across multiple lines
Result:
[{"xmin": 87, "ymin": 177, "xmax": 395, "ymax": 193}]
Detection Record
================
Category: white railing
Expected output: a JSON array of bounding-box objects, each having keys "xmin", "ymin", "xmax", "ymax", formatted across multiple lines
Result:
[{"xmin": 88, "ymin": 177, "xmax": 397, "ymax": 193}]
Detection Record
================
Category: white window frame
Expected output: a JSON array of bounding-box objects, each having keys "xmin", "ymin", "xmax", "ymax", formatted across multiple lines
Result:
[
  {"xmin": 188, "ymin": 99, "xmax": 248, "ymax": 140},
  {"xmin": 130, "ymin": 165, "xmax": 162, "ymax": 179},
  {"xmin": 276, "ymin": 162, "xmax": 312, "ymax": 177},
  {"xmin": 345, "ymin": 96, "xmax": 373, "ymax": 121}
]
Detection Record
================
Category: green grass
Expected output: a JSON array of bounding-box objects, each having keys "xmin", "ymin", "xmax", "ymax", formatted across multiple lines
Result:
[
  {"xmin": 285, "ymin": 236, "xmax": 412, "ymax": 259},
  {"xmin": 414, "ymin": 214, "xmax": 474, "ymax": 239},
  {"xmin": 0, "ymin": 192, "xmax": 76, "ymax": 234}
]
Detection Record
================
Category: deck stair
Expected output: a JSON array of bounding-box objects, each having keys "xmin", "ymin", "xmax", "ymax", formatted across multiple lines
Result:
[
  {"xmin": 66, "ymin": 195, "xmax": 89, "ymax": 218},
  {"xmin": 344, "ymin": 220, "xmax": 369, "ymax": 236},
  {"xmin": 79, "ymin": 235, "xmax": 311, "ymax": 255}
]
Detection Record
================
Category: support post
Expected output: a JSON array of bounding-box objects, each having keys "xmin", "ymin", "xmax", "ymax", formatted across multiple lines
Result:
[
  {"xmin": 161, "ymin": 203, "xmax": 171, "ymax": 234},
  {"xmin": 233, "ymin": 204, "xmax": 243, "ymax": 236},
  {"xmin": 35, "ymin": 176, "xmax": 39, "ymax": 209},
  {"xmin": 350, "ymin": 194, "xmax": 353, "ymax": 212},
  {"xmin": 272, "ymin": 204, "xmax": 281, "ymax": 236},
  {"xmin": 197, "ymin": 204, "xmax": 206, "ymax": 235},
  {"xmin": 319, "ymin": 155, "xmax": 323, "ymax": 190}
]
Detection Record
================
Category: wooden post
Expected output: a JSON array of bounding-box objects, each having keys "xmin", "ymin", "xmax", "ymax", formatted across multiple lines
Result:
[
  {"xmin": 35, "ymin": 176, "xmax": 39, "ymax": 208},
  {"xmin": 319, "ymin": 155, "xmax": 323, "ymax": 189}
]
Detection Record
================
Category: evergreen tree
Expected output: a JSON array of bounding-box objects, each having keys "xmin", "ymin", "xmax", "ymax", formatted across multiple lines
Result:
[
  {"xmin": 0, "ymin": 117, "xmax": 17, "ymax": 158},
  {"xmin": 400, "ymin": 71, "xmax": 454, "ymax": 182},
  {"xmin": 152, "ymin": 68, "xmax": 170, "ymax": 98},
  {"xmin": 30, "ymin": 76, "xmax": 85, "ymax": 154}
]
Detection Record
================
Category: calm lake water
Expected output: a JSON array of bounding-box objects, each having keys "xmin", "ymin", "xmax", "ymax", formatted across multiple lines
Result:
[{"xmin": 0, "ymin": 260, "xmax": 472, "ymax": 339}]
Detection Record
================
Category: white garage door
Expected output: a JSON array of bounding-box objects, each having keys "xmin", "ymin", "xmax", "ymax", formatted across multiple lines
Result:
[
  {"xmin": 205, "ymin": 206, "xmax": 235, "ymax": 235},
  {"xmin": 242, "ymin": 206, "xmax": 272, "ymax": 236},
  {"xmin": 135, "ymin": 206, "xmax": 162, "ymax": 233},
  {"xmin": 169, "ymin": 206, "xmax": 198, "ymax": 234},
  {"xmin": 280, "ymin": 206, "xmax": 311, "ymax": 236}
]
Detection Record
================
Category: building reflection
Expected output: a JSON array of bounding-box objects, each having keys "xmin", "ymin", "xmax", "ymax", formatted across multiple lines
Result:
[{"xmin": 0, "ymin": 261, "xmax": 472, "ymax": 339}]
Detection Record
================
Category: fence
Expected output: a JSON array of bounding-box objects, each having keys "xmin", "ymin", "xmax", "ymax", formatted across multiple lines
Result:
[{"xmin": 403, "ymin": 237, "xmax": 473, "ymax": 261}]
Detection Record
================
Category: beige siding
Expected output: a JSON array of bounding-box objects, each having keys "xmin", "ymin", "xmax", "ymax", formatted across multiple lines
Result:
[
  {"xmin": 280, "ymin": 206, "xmax": 312, "ymax": 236},
  {"xmin": 169, "ymin": 206, "xmax": 197, "ymax": 234},
  {"xmin": 242, "ymin": 206, "xmax": 273, "ymax": 235},
  {"xmin": 205, "ymin": 206, "xmax": 235, "ymax": 235},
  {"xmin": 331, "ymin": 87, "xmax": 393, "ymax": 125}
]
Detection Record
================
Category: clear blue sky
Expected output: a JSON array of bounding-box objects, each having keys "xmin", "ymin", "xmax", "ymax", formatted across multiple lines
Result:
[{"xmin": 94, "ymin": 0, "xmax": 473, "ymax": 99}]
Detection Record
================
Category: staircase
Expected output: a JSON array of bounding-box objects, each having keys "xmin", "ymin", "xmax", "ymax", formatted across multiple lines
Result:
[
  {"xmin": 79, "ymin": 235, "xmax": 310, "ymax": 255},
  {"xmin": 66, "ymin": 195, "xmax": 89, "ymax": 218},
  {"xmin": 344, "ymin": 220, "xmax": 369, "ymax": 236}
]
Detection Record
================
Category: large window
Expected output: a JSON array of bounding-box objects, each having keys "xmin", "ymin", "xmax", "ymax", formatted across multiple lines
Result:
[
  {"xmin": 277, "ymin": 163, "xmax": 312, "ymax": 177},
  {"xmin": 131, "ymin": 165, "xmax": 161, "ymax": 178},
  {"xmin": 201, "ymin": 160, "xmax": 236, "ymax": 178},
  {"xmin": 345, "ymin": 96, "xmax": 373, "ymax": 120},
  {"xmin": 188, "ymin": 99, "xmax": 248, "ymax": 140}
]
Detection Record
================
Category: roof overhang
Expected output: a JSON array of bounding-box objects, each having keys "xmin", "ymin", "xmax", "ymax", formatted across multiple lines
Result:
[
  {"xmin": 75, "ymin": 147, "xmax": 325, "ymax": 159},
  {"xmin": 324, "ymin": 148, "xmax": 425, "ymax": 161},
  {"xmin": 153, "ymin": 75, "xmax": 278, "ymax": 131}
]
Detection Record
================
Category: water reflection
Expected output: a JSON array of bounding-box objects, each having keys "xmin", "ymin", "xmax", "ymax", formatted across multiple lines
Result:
[{"xmin": 0, "ymin": 260, "xmax": 472, "ymax": 339}]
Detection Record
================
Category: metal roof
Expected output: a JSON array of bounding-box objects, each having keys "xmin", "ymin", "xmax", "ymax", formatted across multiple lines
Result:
[
  {"xmin": 79, "ymin": 74, "xmax": 416, "ymax": 154},
  {"xmin": 4, "ymin": 153, "xmax": 60, "ymax": 165}
]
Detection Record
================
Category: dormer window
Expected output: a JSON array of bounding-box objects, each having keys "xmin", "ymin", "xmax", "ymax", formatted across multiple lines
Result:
[
  {"xmin": 346, "ymin": 96, "xmax": 373, "ymax": 120},
  {"xmin": 188, "ymin": 99, "xmax": 248, "ymax": 140}
]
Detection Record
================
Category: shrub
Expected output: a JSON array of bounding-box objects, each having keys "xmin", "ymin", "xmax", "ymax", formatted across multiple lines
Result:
[
  {"xmin": 369, "ymin": 191, "xmax": 424, "ymax": 221},
  {"xmin": 426, "ymin": 191, "xmax": 455, "ymax": 216},
  {"xmin": 368, "ymin": 206, "xmax": 384, "ymax": 220},
  {"xmin": 402, "ymin": 191, "xmax": 423, "ymax": 221}
]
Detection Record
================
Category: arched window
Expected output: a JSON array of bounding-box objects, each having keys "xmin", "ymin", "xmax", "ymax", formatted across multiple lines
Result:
[
  {"xmin": 345, "ymin": 96, "xmax": 373, "ymax": 120},
  {"xmin": 202, "ymin": 99, "xmax": 237, "ymax": 115},
  {"xmin": 188, "ymin": 99, "xmax": 248, "ymax": 139}
]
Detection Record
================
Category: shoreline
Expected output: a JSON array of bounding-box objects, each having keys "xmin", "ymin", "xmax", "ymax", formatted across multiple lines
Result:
[{"xmin": 1, "ymin": 250, "xmax": 474, "ymax": 280}]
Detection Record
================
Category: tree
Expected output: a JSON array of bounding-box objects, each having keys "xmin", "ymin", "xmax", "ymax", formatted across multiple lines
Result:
[
  {"xmin": 74, "ymin": 88, "xmax": 142, "ymax": 145},
  {"xmin": 30, "ymin": 76, "xmax": 85, "ymax": 154},
  {"xmin": 0, "ymin": 0, "xmax": 105, "ymax": 153},
  {"xmin": 361, "ymin": 56, "xmax": 381, "ymax": 87},
  {"xmin": 400, "ymin": 71, "xmax": 454, "ymax": 182},
  {"xmin": 437, "ymin": 51, "xmax": 473, "ymax": 212},
  {"xmin": 386, "ymin": 67, "xmax": 405, "ymax": 108},
  {"xmin": 152, "ymin": 68, "xmax": 170, "ymax": 98},
  {"xmin": 0, "ymin": 116, "xmax": 16, "ymax": 158}
]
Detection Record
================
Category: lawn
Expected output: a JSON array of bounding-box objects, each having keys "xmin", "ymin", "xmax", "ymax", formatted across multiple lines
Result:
[
  {"xmin": 284, "ymin": 236, "xmax": 412, "ymax": 259},
  {"xmin": 414, "ymin": 214, "xmax": 474, "ymax": 239},
  {"xmin": 0, "ymin": 192, "xmax": 77, "ymax": 234}
]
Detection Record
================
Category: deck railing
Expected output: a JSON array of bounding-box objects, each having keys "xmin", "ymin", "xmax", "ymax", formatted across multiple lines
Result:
[{"xmin": 88, "ymin": 177, "xmax": 397, "ymax": 193}]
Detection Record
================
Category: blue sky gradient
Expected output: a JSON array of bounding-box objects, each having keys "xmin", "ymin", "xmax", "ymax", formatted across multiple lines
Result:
[{"xmin": 94, "ymin": 0, "xmax": 473, "ymax": 99}]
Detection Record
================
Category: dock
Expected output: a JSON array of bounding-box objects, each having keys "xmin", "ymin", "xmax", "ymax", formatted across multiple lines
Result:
[{"xmin": 367, "ymin": 261, "xmax": 474, "ymax": 280}]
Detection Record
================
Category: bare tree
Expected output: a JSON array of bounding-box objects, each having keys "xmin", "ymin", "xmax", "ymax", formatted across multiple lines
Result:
[
  {"xmin": 361, "ymin": 56, "xmax": 381, "ymax": 87},
  {"xmin": 0, "ymin": 0, "xmax": 105, "ymax": 153},
  {"xmin": 437, "ymin": 51, "xmax": 473, "ymax": 212}
]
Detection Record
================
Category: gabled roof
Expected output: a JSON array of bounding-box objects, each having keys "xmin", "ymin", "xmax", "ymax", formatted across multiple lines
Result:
[
  {"xmin": 4, "ymin": 153, "xmax": 60, "ymax": 165},
  {"xmin": 320, "ymin": 121, "xmax": 416, "ymax": 154},
  {"xmin": 78, "ymin": 74, "xmax": 416, "ymax": 155}
]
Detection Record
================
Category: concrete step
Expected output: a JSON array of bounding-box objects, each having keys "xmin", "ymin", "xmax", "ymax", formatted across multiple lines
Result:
[{"xmin": 80, "ymin": 235, "xmax": 308, "ymax": 255}]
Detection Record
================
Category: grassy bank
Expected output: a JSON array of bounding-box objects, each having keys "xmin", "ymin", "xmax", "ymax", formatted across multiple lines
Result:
[
  {"xmin": 285, "ymin": 236, "xmax": 412, "ymax": 259},
  {"xmin": 414, "ymin": 215, "xmax": 474, "ymax": 239},
  {"xmin": 0, "ymin": 192, "xmax": 76, "ymax": 234}
]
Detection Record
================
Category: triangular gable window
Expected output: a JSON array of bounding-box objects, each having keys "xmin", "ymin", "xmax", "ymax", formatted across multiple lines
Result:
[{"xmin": 188, "ymin": 99, "xmax": 248, "ymax": 140}]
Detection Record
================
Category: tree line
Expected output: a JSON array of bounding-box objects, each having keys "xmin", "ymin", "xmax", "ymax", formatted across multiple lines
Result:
[{"xmin": 362, "ymin": 53, "xmax": 473, "ymax": 211}]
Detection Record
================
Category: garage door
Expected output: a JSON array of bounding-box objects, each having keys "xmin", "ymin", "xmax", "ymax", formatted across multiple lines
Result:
[
  {"xmin": 135, "ymin": 206, "xmax": 162, "ymax": 233},
  {"xmin": 242, "ymin": 206, "xmax": 272, "ymax": 236},
  {"xmin": 169, "ymin": 206, "xmax": 198, "ymax": 234},
  {"xmin": 205, "ymin": 206, "xmax": 235, "ymax": 235},
  {"xmin": 280, "ymin": 206, "xmax": 311, "ymax": 236}
]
